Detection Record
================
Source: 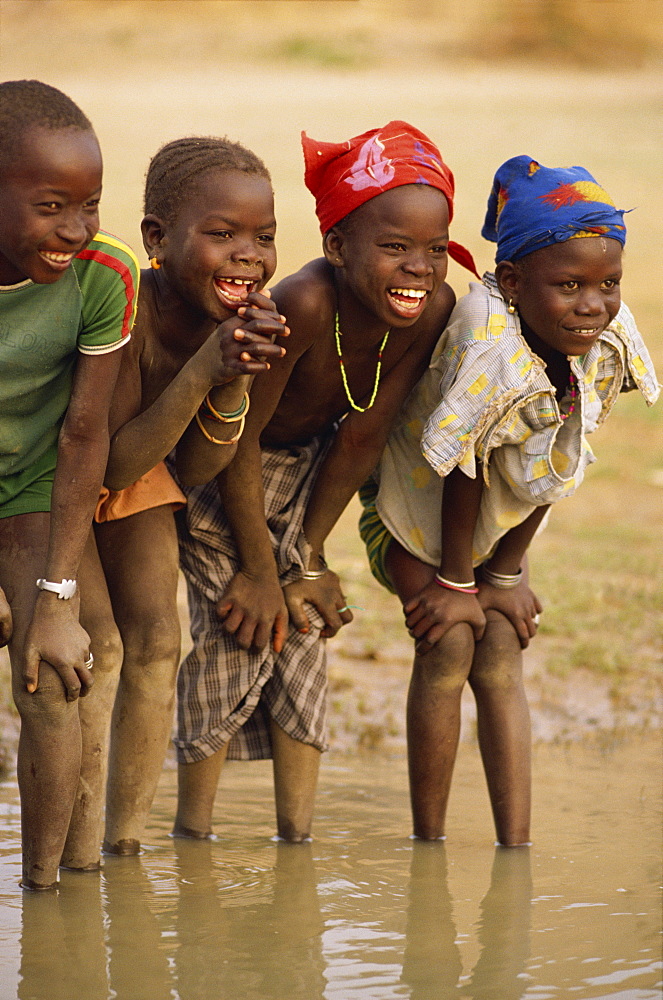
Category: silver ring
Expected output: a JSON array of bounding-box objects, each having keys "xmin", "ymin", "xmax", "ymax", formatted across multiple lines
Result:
[
  {"xmin": 84, "ymin": 653, "xmax": 94, "ymax": 670},
  {"xmin": 532, "ymin": 613, "xmax": 540, "ymax": 626}
]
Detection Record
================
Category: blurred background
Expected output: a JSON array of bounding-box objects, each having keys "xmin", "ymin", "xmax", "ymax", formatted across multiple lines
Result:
[{"xmin": 0, "ymin": 0, "xmax": 661, "ymax": 751}]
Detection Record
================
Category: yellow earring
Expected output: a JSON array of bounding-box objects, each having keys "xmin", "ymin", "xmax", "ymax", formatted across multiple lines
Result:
[
  {"xmin": 507, "ymin": 299, "xmax": 516, "ymax": 314},
  {"xmin": 150, "ymin": 257, "xmax": 161, "ymax": 270}
]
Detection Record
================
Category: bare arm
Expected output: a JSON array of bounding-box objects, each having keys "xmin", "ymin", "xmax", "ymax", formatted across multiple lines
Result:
[
  {"xmin": 176, "ymin": 296, "xmax": 288, "ymax": 485},
  {"xmin": 23, "ymin": 349, "xmax": 123, "ymax": 699},
  {"xmin": 174, "ymin": 374, "xmax": 250, "ymax": 486},
  {"xmin": 214, "ymin": 324, "xmax": 311, "ymax": 652},
  {"xmin": 477, "ymin": 505, "xmax": 548, "ymax": 648},
  {"xmin": 403, "ymin": 465, "xmax": 487, "ymax": 651},
  {"xmin": 106, "ymin": 297, "xmax": 287, "ymax": 490}
]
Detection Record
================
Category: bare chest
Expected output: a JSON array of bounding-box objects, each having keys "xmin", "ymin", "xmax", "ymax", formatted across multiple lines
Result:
[{"xmin": 264, "ymin": 326, "xmax": 408, "ymax": 446}]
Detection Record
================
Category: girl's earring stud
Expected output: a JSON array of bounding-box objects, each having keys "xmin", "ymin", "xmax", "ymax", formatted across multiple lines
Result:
[
  {"xmin": 150, "ymin": 257, "xmax": 161, "ymax": 270},
  {"xmin": 507, "ymin": 298, "xmax": 516, "ymax": 314}
]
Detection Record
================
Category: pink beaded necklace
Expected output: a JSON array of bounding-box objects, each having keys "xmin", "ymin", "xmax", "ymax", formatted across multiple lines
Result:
[{"xmin": 560, "ymin": 372, "xmax": 578, "ymax": 421}]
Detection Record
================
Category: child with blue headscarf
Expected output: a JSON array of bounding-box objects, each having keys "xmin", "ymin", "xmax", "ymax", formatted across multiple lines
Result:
[{"xmin": 359, "ymin": 155, "xmax": 659, "ymax": 847}]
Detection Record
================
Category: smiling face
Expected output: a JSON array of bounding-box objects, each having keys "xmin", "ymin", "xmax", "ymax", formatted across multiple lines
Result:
[
  {"xmin": 0, "ymin": 125, "xmax": 102, "ymax": 285},
  {"xmin": 326, "ymin": 184, "xmax": 450, "ymax": 329},
  {"xmin": 497, "ymin": 237, "xmax": 623, "ymax": 359},
  {"xmin": 150, "ymin": 169, "xmax": 276, "ymax": 323}
]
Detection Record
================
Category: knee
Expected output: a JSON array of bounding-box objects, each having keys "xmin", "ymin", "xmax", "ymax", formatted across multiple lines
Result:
[
  {"xmin": 469, "ymin": 611, "xmax": 523, "ymax": 693},
  {"xmin": 87, "ymin": 621, "xmax": 123, "ymax": 681},
  {"xmin": 116, "ymin": 618, "xmax": 181, "ymax": 710},
  {"xmin": 120, "ymin": 613, "xmax": 181, "ymax": 676},
  {"xmin": 414, "ymin": 623, "xmax": 475, "ymax": 694},
  {"xmin": 13, "ymin": 665, "xmax": 78, "ymax": 729}
]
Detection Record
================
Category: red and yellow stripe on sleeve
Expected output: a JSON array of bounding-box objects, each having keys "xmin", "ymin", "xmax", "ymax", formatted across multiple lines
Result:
[{"xmin": 77, "ymin": 231, "xmax": 140, "ymax": 338}]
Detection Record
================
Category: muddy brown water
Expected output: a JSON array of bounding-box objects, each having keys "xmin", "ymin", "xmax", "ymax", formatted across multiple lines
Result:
[{"xmin": 0, "ymin": 736, "xmax": 659, "ymax": 999}]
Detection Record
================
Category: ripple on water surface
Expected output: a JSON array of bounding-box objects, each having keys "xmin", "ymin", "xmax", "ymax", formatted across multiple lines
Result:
[{"xmin": 0, "ymin": 737, "xmax": 660, "ymax": 999}]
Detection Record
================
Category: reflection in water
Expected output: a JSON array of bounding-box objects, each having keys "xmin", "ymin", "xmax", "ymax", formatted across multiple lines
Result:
[
  {"xmin": 401, "ymin": 844, "xmax": 533, "ymax": 1000},
  {"xmin": 462, "ymin": 848, "xmax": 532, "ymax": 1000},
  {"xmin": 4, "ymin": 739, "xmax": 661, "ymax": 999},
  {"xmin": 19, "ymin": 860, "xmax": 175, "ymax": 1000},
  {"xmin": 172, "ymin": 838, "xmax": 325, "ymax": 1000},
  {"xmin": 19, "ymin": 874, "xmax": 108, "ymax": 1000},
  {"xmin": 402, "ymin": 842, "xmax": 462, "ymax": 997},
  {"xmin": 103, "ymin": 857, "xmax": 174, "ymax": 1000}
]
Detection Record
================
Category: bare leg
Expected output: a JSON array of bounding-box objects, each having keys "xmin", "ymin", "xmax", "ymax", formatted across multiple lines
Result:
[
  {"xmin": 406, "ymin": 626, "xmax": 475, "ymax": 839},
  {"xmin": 62, "ymin": 530, "xmax": 122, "ymax": 869},
  {"xmin": 270, "ymin": 718, "xmax": 321, "ymax": 842},
  {"xmin": 173, "ymin": 745, "xmax": 229, "ymax": 838},
  {"xmin": 386, "ymin": 538, "xmax": 475, "ymax": 840},
  {"xmin": 0, "ymin": 513, "xmax": 83, "ymax": 889},
  {"xmin": 94, "ymin": 506, "xmax": 182, "ymax": 854},
  {"xmin": 469, "ymin": 610, "xmax": 531, "ymax": 846}
]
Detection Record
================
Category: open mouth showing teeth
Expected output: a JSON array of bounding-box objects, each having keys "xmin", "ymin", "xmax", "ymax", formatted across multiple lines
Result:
[
  {"xmin": 214, "ymin": 277, "xmax": 257, "ymax": 305},
  {"xmin": 387, "ymin": 287, "xmax": 428, "ymax": 313},
  {"xmin": 39, "ymin": 251, "xmax": 75, "ymax": 266}
]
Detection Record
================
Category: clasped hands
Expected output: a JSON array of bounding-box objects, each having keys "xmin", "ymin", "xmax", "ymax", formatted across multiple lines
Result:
[
  {"xmin": 404, "ymin": 576, "xmax": 542, "ymax": 654},
  {"xmin": 216, "ymin": 564, "xmax": 353, "ymax": 653}
]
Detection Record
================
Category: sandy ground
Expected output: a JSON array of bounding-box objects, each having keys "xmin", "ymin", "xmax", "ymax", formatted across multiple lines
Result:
[
  {"xmin": 1, "ymin": 507, "xmax": 660, "ymax": 774},
  {"xmin": 326, "ymin": 642, "xmax": 663, "ymax": 754},
  {"xmin": 0, "ymin": 1, "xmax": 660, "ymax": 770},
  {"xmin": 2, "ymin": 588, "xmax": 660, "ymax": 778}
]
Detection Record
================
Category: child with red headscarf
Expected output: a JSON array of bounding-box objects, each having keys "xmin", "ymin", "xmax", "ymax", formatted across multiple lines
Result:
[{"xmin": 172, "ymin": 121, "xmax": 478, "ymax": 843}]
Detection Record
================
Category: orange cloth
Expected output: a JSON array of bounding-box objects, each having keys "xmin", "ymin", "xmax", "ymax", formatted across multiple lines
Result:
[{"xmin": 94, "ymin": 461, "xmax": 186, "ymax": 523}]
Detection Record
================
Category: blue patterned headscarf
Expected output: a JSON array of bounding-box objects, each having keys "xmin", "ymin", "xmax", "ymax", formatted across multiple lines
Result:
[{"xmin": 482, "ymin": 155, "xmax": 627, "ymax": 263}]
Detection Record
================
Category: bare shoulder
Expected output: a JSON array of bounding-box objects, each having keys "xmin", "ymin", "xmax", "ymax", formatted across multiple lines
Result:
[
  {"xmin": 117, "ymin": 308, "xmax": 149, "ymax": 389},
  {"xmin": 415, "ymin": 281, "xmax": 456, "ymax": 337},
  {"xmin": 270, "ymin": 258, "xmax": 335, "ymax": 347},
  {"xmin": 126, "ymin": 276, "xmax": 176, "ymax": 397}
]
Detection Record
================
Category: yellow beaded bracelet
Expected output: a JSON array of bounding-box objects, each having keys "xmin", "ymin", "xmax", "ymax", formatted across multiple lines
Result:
[{"xmin": 195, "ymin": 410, "xmax": 245, "ymax": 445}]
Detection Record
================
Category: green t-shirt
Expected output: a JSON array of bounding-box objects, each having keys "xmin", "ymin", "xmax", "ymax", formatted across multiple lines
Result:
[{"xmin": 0, "ymin": 231, "xmax": 139, "ymax": 514}]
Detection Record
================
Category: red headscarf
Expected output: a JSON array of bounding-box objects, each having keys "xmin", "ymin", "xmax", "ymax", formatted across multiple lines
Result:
[{"xmin": 302, "ymin": 120, "xmax": 479, "ymax": 277}]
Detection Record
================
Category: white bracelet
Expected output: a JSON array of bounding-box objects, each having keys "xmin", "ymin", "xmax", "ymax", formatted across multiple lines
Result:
[
  {"xmin": 36, "ymin": 578, "xmax": 77, "ymax": 600},
  {"xmin": 301, "ymin": 555, "xmax": 328, "ymax": 580},
  {"xmin": 435, "ymin": 572, "xmax": 477, "ymax": 590},
  {"xmin": 481, "ymin": 566, "xmax": 523, "ymax": 590}
]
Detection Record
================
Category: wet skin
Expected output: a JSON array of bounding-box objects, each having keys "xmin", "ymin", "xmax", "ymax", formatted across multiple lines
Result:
[{"xmin": 0, "ymin": 125, "xmax": 102, "ymax": 285}]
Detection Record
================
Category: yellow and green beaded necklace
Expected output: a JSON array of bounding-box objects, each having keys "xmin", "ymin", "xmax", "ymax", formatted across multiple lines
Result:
[{"xmin": 334, "ymin": 312, "xmax": 390, "ymax": 413}]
